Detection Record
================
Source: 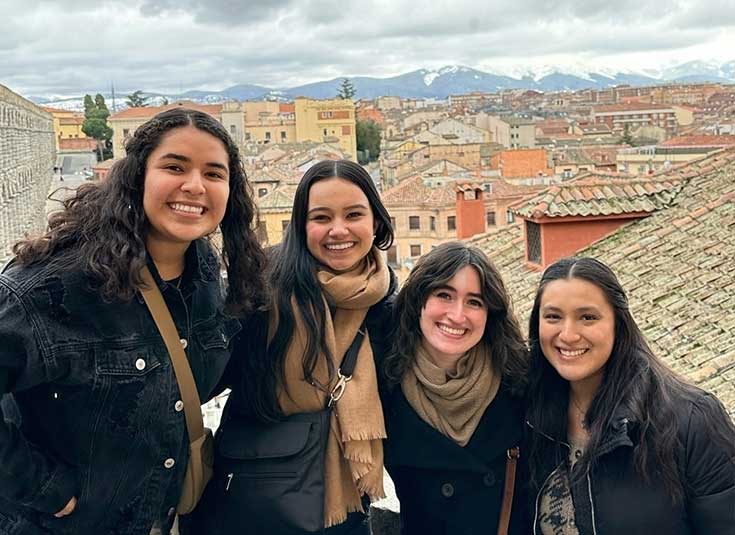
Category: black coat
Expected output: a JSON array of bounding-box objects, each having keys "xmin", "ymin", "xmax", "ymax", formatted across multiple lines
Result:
[
  {"xmin": 382, "ymin": 383, "xmax": 527, "ymax": 535},
  {"xmin": 526, "ymin": 391, "xmax": 735, "ymax": 535}
]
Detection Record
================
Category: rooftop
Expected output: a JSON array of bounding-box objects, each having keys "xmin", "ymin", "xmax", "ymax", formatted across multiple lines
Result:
[{"xmin": 109, "ymin": 102, "xmax": 223, "ymax": 120}]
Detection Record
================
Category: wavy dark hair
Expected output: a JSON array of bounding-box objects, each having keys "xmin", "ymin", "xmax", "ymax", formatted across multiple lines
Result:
[
  {"xmin": 526, "ymin": 257, "xmax": 735, "ymax": 503},
  {"xmin": 13, "ymin": 107, "xmax": 267, "ymax": 315},
  {"xmin": 384, "ymin": 241, "xmax": 528, "ymax": 394},
  {"xmin": 245, "ymin": 159, "xmax": 394, "ymax": 420}
]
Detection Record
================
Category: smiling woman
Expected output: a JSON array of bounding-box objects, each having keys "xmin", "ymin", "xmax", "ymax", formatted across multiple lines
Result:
[{"xmin": 0, "ymin": 108, "xmax": 266, "ymax": 534}]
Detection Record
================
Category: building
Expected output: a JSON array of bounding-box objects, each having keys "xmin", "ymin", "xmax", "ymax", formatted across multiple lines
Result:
[
  {"xmin": 467, "ymin": 149, "xmax": 735, "ymax": 416},
  {"xmin": 591, "ymin": 102, "xmax": 679, "ymax": 135},
  {"xmin": 490, "ymin": 148, "xmax": 553, "ymax": 181},
  {"xmin": 477, "ymin": 115, "xmax": 537, "ymax": 149},
  {"xmin": 294, "ymin": 97, "xmax": 357, "ymax": 159},
  {"xmin": 0, "ymin": 84, "xmax": 56, "ymax": 261},
  {"xmin": 42, "ymin": 106, "xmax": 87, "ymax": 150},
  {"xmin": 616, "ymin": 137, "xmax": 735, "ymax": 174}
]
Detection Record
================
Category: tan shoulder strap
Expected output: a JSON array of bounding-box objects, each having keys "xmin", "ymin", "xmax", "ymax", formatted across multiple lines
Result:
[
  {"xmin": 497, "ymin": 446, "xmax": 520, "ymax": 535},
  {"xmin": 139, "ymin": 265, "xmax": 205, "ymax": 443}
]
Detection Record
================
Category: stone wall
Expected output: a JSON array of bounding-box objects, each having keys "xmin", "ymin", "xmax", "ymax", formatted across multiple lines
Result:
[{"xmin": 0, "ymin": 85, "xmax": 55, "ymax": 262}]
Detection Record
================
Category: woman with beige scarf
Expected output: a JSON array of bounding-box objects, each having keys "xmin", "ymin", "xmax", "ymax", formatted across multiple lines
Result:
[
  {"xmin": 380, "ymin": 242, "xmax": 529, "ymax": 535},
  {"xmin": 191, "ymin": 160, "xmax": 397, "ymax": 535}
]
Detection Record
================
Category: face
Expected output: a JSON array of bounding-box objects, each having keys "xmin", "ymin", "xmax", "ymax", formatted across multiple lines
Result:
[
  {"xmin": 305, "ymin": 177, "xmax": 375, "ymax": 272},
  {"xmin": 143, "ymin": 126, "xmax": 230, "ymax": 256},
  {"xmin": 539, "ymin": 278, "xmax": 615, "ymax": 393},
  {"xmin": 419, "ymin": 265, "xmax": 488, "ymax": 367}
]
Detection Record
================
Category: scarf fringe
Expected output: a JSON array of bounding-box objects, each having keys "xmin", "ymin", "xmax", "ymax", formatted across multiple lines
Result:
[
  {"xmin": 341, "ymin": 430, "xmax": 387, "ymax": 442},
  {"xmin": 325, "ymin": 502, "xmax": 365, "ymax": 528}
]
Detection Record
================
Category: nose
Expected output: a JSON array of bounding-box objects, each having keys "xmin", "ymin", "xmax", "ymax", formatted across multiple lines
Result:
[
  {"xmin": 181, "ymin": 170, "xmax": 205, "ymax": 195},
  {"xmin": 446, "ymin": 301, "xmax": 466, "ymax": 323},
  {"xmin": 328, "ymin": 219, "xmax": 349, "ymax": 237},
  {"xmin": 558, "ymin": 320, "xmax": 581, "ymax": 343}
]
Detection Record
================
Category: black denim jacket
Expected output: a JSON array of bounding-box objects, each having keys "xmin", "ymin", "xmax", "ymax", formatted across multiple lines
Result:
[{"xmin": 0, "ymin": 240, "xmax": 241, "ymax": 535}]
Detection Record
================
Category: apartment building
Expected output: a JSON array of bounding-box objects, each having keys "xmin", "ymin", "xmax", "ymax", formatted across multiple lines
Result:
[{"xmin": 591, "ymin": 102, "xmax": 679, "ymax": 135}]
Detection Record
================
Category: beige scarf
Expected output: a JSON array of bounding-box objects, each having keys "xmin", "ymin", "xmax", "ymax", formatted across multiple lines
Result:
[
  {"xmin": 277, "ymin": 249, "xmax": 389, "ymax": 527},
  {"xmin": 401, "ymin": 343, "xmax": 500, "ymax": 447}
]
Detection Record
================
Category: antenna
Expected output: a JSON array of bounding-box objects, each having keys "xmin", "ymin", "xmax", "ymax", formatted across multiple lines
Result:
[{"xmin": 111, "ymin": 81, "xmax": 117, "ymax": 112}]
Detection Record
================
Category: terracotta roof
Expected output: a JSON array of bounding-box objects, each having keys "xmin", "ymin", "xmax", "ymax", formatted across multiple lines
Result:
[
  {"xmin": 659, "ymin": 135, "xmax": 735, "ymax": 148},
  {"xmin": 468, "ymin": 148, "xmax": 735, "ymax": 416},
  {"xmin": 257, "ymin": 184, "xmax": 297, "ymax": 211},
  {"xmin": 279, "ymin": 103, "xmax": 295, "ymax": 114},
  {"xmin": 382, "ymin": 175, "xmax": 456, "ymax": 208},
  {"xmin": 109, "ymin": 102, "xmax": 223, "ymax": 120},
  {"xmin": 58, "ymin": 138, "xmax": 98, "ymax": 151},
  {"xmin": 593, "ymin": 102, "xmax": 675, "ymax": 113},
  {"xmin": 513, "ymin": 175, "xmax": 683, "ymax": 218}
]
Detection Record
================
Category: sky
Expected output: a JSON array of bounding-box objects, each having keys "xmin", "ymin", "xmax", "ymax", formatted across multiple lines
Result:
[{"xmin": 2, "ymin": 0, "xmax": 734, "ymax": 98}]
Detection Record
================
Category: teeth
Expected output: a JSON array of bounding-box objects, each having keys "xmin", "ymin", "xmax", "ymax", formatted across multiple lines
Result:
[
  {"xmin": 170, "ymin": 203, "xmax": 204, "ymax": 214},
  {"xmin": 559, "ymin": 348, "xmax": 587, "ymax": 357},
  {"xmin": 438, "ymin": 324, "xmax": 466, "ymax": 336},
  {"xmin": 325, "ymin": 242, "xmax": 355, "ymax": 250}
]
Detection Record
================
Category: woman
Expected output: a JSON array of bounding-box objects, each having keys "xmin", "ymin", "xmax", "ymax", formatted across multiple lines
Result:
[
  {"xmin": 0, "ymin": 108, "xmax": 266, "ymax": 534},
  {"xmin": 381, "ymin": 241, "xmax": 528, "ymax": 535},
  {"xmin": 201, "ymin": 159, "xmax": 396, "ymax": 535},
  {"xmin": 525, "ymin": 257, "xmax": 735, "ymax": 534}
]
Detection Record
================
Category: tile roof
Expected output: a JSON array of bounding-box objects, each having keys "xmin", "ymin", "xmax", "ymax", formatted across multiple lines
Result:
[
  {"xmin": 513, "ymin": 175, "xmax": 683, "ymax": 218},
  {"xmin": 659, "ymin": 135, "xmax": 735, "ymax": 148},
  {"xmin": 593, "ymin": 102, "xmax": 675, "ymax": 113},
  {"xmin": 468, "ymin": 148, "xmax": 735, "ymax": 416},
  {"xmin": 109, "ymin": 102, "xmax": 223, "ymax": 120},
  {"xmin": 257, "ymin": 184, "xmax": 297, "ymax": 211},
  {"xmin": 381, "ymin": 174, "xmax": 457, "ymax": 208}
]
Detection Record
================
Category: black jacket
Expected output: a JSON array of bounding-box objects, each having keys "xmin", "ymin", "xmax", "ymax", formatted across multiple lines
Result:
[
  {"xmin": 526, "ymin": 391, "xmax": 735, "ymax": 535},
  {"xmin": 187, "ymin": 269, "xmax": 397, "ymax": 535},
  {"xmin": 0, "ymin": 241, "xmax": 240, "ymax": 535},
  {"xmin": 381, "ymin": 383, "xmax": 527, "ymax": 535}
]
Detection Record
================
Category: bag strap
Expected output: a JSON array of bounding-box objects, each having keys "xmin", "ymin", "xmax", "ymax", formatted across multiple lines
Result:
[
  {"xmin": 327, "ymin": 320, "xmax": 366, "ymax": 409},
  {"xmin": 497, "ymin": 446, "xmax": 520, "ymax": 535},
  {"xmin": 139, "ymin": 265, "xmax": 205, "ymax": 443}
]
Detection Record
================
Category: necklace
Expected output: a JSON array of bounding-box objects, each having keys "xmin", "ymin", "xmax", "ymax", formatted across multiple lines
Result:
[{"xmin": 570, "ymin": 396, "xmax": 588, "ymax": 428}]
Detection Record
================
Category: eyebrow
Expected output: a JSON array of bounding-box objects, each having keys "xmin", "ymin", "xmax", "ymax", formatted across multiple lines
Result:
[
  {"xmin": 434, "ymin": 284, "xmax": 484, "ymax": 300},
  {"xmin": 159, "ymin": 153, "xmax": 229, "ymax": 172},
  {"xmin": 307, "ymin": 203, "xmax": 369, "ymax": 214},
  {"xmin": 542, "ymin": 305, "xmax": 601, "ymax": 313}
]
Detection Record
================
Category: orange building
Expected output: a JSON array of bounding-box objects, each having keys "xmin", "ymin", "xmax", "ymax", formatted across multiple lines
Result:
[{"xmin": 490, "ymin": 148, "xmax": 553, "ymax": 179}]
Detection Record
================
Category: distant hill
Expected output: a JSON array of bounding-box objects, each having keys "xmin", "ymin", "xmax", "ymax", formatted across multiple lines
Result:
[{"xmin": 31, "ymin": 60, "xmax": 735, "ymax": 110}]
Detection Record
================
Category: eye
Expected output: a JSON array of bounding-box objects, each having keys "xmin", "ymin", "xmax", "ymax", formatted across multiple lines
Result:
[
  {"xmin": 165, "ymin": 164, "xmax": 184, "ymax": 172},
  {"xmin": 581, "ymin": 314, "xmax": 599, "ymax": 321},
  {"xmin": 434, "ymin": 291, "xmax": 452, "ymax": 300},
  {"xmin": 309, "ymin": 214, "xmax": 329, "ymax": 222},
  {"xmin": 206, "ymin": 170, "xmax": 227, "ymax": 181},
  {"xmin": 468, "ymin": 298, "xmax": 485, "ymax": 308},
  {"xmin": 542, "ymin": 313, "xmax": 561, "ymax": 321},
  {"xmin": 347, "ymin": 211, "xmax": 365, "ymax": 219}
]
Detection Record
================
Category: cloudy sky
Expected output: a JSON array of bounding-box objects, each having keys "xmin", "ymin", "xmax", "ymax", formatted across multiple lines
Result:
[{"xmin": 2, "ymin": 0, "xmax": 734, "ymax": 98}]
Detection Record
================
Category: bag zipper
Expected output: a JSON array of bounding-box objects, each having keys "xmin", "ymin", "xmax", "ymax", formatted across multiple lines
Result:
[{"xmin": 226, "ymin": 473, "xmax": 233, "ymax": 491}]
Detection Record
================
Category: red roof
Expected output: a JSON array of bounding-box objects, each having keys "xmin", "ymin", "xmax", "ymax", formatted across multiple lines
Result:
[
  {"xmin": 659, "ymin": 135, "xmax": 735, "ymax": 148},
  {"xmin": 279, "ymin": 103, "xmax": 295, "ymax": 114},
  {"xmin": 59, "ymin": 138, "xmax": 98, "ymax": 151},
  {"xmin": 109, "ymin": 102, "xmax": 223, "ymax": 120},
  {"xmin": 593, "ymin": 102, "xmax": 675, "ymax": 113}
]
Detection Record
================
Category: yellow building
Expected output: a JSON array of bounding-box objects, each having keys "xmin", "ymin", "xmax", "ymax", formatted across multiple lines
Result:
[
  {"xmin": 294, "ymin": 97, "xmax": 357, "ymax": 159},
  {"xmin": 42, "ymin": 107, "xmax": 87, "ymax": 150},
  {"xmin": 256, "ymin": 185, "xmax": 298, "ymax": 245}
]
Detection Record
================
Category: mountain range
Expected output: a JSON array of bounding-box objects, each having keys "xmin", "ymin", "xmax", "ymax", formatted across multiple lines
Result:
[{"xmin": 31, "ymin": 60, "xmax": 735, "ymax": 111}]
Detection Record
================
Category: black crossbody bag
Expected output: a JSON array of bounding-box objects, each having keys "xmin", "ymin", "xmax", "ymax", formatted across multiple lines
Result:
[{"xmin": 210, "ymin": 322, "xmax": 367, "ymax": 535}]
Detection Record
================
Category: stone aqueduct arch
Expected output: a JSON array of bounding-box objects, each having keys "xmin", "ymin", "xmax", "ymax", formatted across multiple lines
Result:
[{"xmin": 0, "ymin": 85, "xmax": 55, "ymax": 262}]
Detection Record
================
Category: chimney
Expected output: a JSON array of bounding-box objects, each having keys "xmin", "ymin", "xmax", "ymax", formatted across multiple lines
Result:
[{"xmin": 455, "ymin": 186, "xmax": 485, "ymax": 240}]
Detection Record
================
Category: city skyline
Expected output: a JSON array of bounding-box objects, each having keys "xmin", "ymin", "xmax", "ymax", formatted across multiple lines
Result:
[{"xmin": 2, "ymin": 0, "xmax": 734, "ymax": 97}]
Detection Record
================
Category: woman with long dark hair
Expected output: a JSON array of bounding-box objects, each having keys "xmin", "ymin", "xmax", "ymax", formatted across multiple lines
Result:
[
  {"xmin": 525, "ymin": 257, "xmax": 735, "ymax": 534},
  {"xmin": 199, "ymin": 159, "xmax": 397, "ymax": 535},
  {"xmin": 381, "ymin": 242, "xmax": 529, "ymax": 535},
  {"xmin": 0, "ymin": 108, "xmax": 266, "ymax": 534}
]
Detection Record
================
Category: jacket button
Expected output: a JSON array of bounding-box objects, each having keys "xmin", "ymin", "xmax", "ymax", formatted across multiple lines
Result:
[
  {"xmin": 164, "ymin": 458, "xmax": 175, "ymax": 469},
  {"xmin": 135, "ymin": 358, "xmax": 146, "ymax": 371},
  {"xmin": 180, "ymin": 338, "xmax": 188, "ymax": 349},
  {"xmin": 167, "ymin": 507, "xmax": 176, "ymax": 518},
  {"xmin": 483, "ymin": 472, "xmax": 496, "ymax": 487},
  {"xmin": 440, "ymin": 483, "xmax": 454, "ymax": 498},
  {"xmin": 175, "ymin": 400, "xmax": 184, "ymax": 412}
]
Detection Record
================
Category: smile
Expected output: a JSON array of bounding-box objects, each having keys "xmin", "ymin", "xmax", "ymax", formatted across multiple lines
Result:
[
  {"xmin": 437, "ymin": 323, "xmax": 467, "ymax": 337},
  {"xmin": 557, "ymin": 347, "xmax": 588, "ymax": 357},
  {"xmin": 325, "ymin": 242, "xmax": 356, "ymax": 251},
  {"xmin": 169, "ymin": 203, "xmax": 205, "ymax": 215}
]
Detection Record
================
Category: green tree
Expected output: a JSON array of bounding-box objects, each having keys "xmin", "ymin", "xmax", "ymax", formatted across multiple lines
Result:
[
  {"xmin": 356, "ymin": 119, "xmax": 381, "ymax": 164},
  {"xmin": 161, "ymin": 96, "xmax": 170, "ymax": 105},
  {"xmin": 126, "ymin": 90, "xmax": 150, "ymax": 108},
  {"xmin": 82, "ymin": 93, "xmax": 114, "ymax": 161},
  {"xmin": 622, "ymin": 124, "xmax": 634, "ymax": 146},
  {"xmin": 337, "ymin": 78, "xmax": 356, "ymax": 100}
]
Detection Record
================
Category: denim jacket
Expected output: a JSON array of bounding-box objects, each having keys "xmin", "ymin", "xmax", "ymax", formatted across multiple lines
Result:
[{"xmin": 0, "ymin": 240, "xmax": 241, "ymax": 535}]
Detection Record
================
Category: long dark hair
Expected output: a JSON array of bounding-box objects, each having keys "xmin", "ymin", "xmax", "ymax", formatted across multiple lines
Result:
[
  {"xmin": 526, "ymin": 257, "xmax": 735, "ymax": 503},
  {"xmin": 246, "ymin": 159, "xmax": 394, "ymax": 420},
  {"xmin": 13, "ymin": 107, "xmax": 266, "ymax": 315},
  {"xmin": 384, "ymin": 241, "xmax": 528, "ymax": 393}
]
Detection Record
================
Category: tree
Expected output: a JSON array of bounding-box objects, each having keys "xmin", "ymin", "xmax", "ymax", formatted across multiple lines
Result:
[
  {"xmin": 337, "ymin": 78, "xmax": 356, "ymax": 100},
  {"xmin": 622, "ymin": 124, "xmax": 634, "ymax": 146},
  {"xmin": 82, "ymin": 93, "xmax": 114, "ymax": 161},
  {"xmin": 126, "ymin": 90, "xmax": 150, "ymax": 108},
  {"xmin": 356, "ymin": 119, "xmax": 381, "ymax": 164},
  {"xmin": 161, "ymin": 96, "xmax": 170, "ymax": 106}
]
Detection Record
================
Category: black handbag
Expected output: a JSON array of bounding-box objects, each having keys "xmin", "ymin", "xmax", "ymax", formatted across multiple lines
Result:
[{"xmin": 212, "ymin": 323, "xmax": 366, "ymax": 535}]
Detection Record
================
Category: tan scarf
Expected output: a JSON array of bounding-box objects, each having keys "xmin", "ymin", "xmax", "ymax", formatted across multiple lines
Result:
[
  {"xmin": 277, "ymin": 248, "xmax": 389, "ymax": 527},
  {"xmin": 401, "ymin": 343, "xmax": 500, "ymax": 447}
]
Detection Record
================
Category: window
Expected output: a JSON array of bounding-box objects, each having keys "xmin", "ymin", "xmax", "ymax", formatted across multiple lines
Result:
[
  {"xmin": 526, "ymin": 221, "xmax": 541, "ymax": 264},
  {"xmin": 386, "ymin": 245, "xmax": 398, "ymax": 267},
  {"xmin": 506, "ymin": 210, "xmax": 515, "ymax": 224},
  {"xmin": 342, "ymin": 125, "xmax": 351, "ymax": 135},
  {"xmin": 245, "ymin": 132, "xmax": 251, "ymax": 140},
  {"xmin": 265, "ymin": 132, "xmax": 271, "ymax": 141},
  {"xmin": 390, "ymin": 216, "xmax": 396, "ymax": 229},
  {"xmin": 123, "ymin": 129, "xmax": 130, "ymax": 137},
  {"xmin": 281, "ymin": 131, "xmax": 287, "ymax": 141},
  {"xmin": 323, "ymin": 128, "xmax": 328, "ymax": 136},
  {"xmin": 410, "ymin": 244, "xmax": 422, "ymax": 257},
  {"xmin": 258, "ymin": 188, "xmax": 268, "ymax": 197},
  {"xmin": 430, "ymin": 216, "xmax": 436, "ymax": 231},
  {"xmin": 230, "ymin": 125, "xmax": 237, "ymax": 134},
  {"xmin": 486, "ymin": 211, "xmax": 496, "ymax": 226},
  {"xmin": 409, "ymin": 216, "xmax": 420, "ymax": 230},
  {"xmin": 447, "ymin": 216, "xmax": 456, "ymax": 231}
]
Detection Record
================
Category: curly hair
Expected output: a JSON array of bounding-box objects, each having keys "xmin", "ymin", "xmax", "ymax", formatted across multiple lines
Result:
[
  {"xmin": 13, "ymin": 107, "xmax": 267, "ymax": 315},
  {"xmin": 383, "ymin": 241, "xmax": 528, "ymax": 394}
]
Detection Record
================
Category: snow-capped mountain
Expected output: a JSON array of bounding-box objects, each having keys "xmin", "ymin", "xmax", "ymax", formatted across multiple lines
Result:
[{"xmin": 31, "ymin": 60, "xmax": 735, "ymax": 110}]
